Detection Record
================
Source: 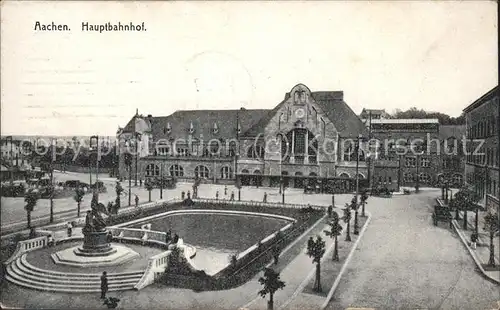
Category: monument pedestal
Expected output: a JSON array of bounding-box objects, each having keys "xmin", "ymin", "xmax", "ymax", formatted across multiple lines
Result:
[
  {"xmin": 51, "ymin": 229, "xmax": 139, "ymax": 268},
  {"xmin": 74, "ymin": 230, "xmax": 116, "ymax": 257}
]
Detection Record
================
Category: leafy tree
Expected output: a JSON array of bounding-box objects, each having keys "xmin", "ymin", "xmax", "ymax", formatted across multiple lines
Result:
[
  {"xmin": 483, "ymin": 211, "xmax": 499, "ymax": 267},
  {"xmin": 306, "ymin": 235, "xmax": 326, "ymax": 292},
  {"xmin": 390, "ymin": 107, "xmax": 465, "ymax": 125},
  {"xmin": 451, "ymin": 186, "xmax": 481, "ymax": 231},
  {"xmin": 324, "ymin": 211, "xmax": 343, "ymax": 261},
  {"xmin": 351, "ymin": 196, "xmax": 360, "ymax": 235},
  {"xmin": 258, "ymin": 268, "xmax": 286, "ymax": 310},
  {"xmin": 124, "ymin": 153, "xmax": 133, "ymax": 206},
  {"xmin": 74, "ymin": 187, "xmax": 85, "ymax": 218},
  {"xmin": 360, "ymin": 190, "xmax": 369, "ymax": 217},
  {"xmin": 24, "ymin": 190, "xmax": 39, "ymax": 228},
  {"xmin": 115, "ymin": 181, "xmax": 124, "ymax": 212},
  {"xmin": 145, "ymin": 181, "xmax": 153, "ymax": 202},
  {"xmin": 342, "ymin": 203, "xmax": 352, "ymax": 242}
]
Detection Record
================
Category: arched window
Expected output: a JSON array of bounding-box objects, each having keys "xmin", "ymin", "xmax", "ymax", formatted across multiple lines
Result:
[
  {"xmin": 194, "ymin": 165, "xmax": 210, "ymax": 179},
  {"xmin": 253, "ymin": 169, "xmax": 261, "ymax": 175},
  {"xmin": 339, "ymin": 173, "xmax": 350, "ymax": 178},
  {"xmin": 170, "ymin": 164, "xmax": 184, "ymax": 177},
  {"xmin": 145, "ymin": 164, "xmax": 160, "ymax": 176},
  {"xmin": 220, "ymin": 166, "xmax": 233, "ymax": 179},
  {"xmin": 343, "ymin": 142, "xmax": 354, "ymax": 162},
  {"xmin": 356, "ymin": 173, "xmax": 365, "ymax": 179},
  {"xmin": 241, "ymin": 169, "xmax": 249, "ymax": 174},
  {"xmin": 228, "ymin": 141, "xmax": 237, "ymax": 157},
  {"xmin": 247, "ymin": 145, "xmax": 265, "ymax": 159},
  {"xmin": 309, "ymin": 172, "xmax": 317, "ymax": 177}
]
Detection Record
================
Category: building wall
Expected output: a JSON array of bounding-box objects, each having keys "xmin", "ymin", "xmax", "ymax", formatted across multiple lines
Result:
[{"xmin": 464, "ymin": 91, "xmax": 499, "ymax": 200}]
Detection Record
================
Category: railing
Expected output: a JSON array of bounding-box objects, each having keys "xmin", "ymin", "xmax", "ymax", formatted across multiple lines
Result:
[
  {"xmin": 107, "ymin": 227, "xmax": 167, "ymax": 246},
  {"xmin": 191, "ymin": 198, "xmax": 324, "ymax": 211},
  {"xmin": 134, "ymin": 238, "xmax": 188, "ymax": 290},
  {"xmin": 4, "ymin": 236, "xmax": 48, "ymax": 265}
]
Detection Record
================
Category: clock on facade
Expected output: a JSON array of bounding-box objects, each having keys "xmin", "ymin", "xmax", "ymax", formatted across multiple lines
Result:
[{"xmin": 295, "ymin": 108, "xmax": 305, "ymax": 118}]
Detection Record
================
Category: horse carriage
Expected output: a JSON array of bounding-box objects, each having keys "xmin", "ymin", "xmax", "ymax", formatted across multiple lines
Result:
[{"xmin": 432, "ymin": 205, "xmax": 453, "ymax": 228}]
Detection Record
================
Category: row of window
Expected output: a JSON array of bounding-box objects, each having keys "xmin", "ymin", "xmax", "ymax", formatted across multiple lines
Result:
[
  {"xmin": 145, "ymin": 164, "xmax": 234, "ymax": 179},
  {"xmin": 466, "ymin": 172, "xmax": 498, "ymax": 198},
  {"xmin": 467, "ymin": 114, "xmax": 498, "ymax": 139},
  {"xmin": 465, "ymin": 146, "xmax": 499, "ymax": 167},
  {"xmin": 405, "ymin": 157, "xmax": 430, "ymax": 168},
  {"xmin": 403, "ymin": 173, "xmax": 463, "ymax": 184}
]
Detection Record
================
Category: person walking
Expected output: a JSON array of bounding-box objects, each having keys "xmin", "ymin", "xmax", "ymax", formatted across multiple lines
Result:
[
  {"xmin": 134, "ymin": 195, "xmax": 139, "ymax": 208},
  {"xmin": 100, "ymin": 271, "xmax": 108, "ymax": 299},
  {"xmin": 224, "ymin": 185, "xmax": 228, "ymax": 196},
  {"xmin": 67, "ymin": 222, "xmax": 73, "ymax": 237},
  {"xmin": 230, "ymin": 191, "xmax": 235, "ymax": 201},
  {"xmin": 216, "ymin": 191, "xmax": 219, "ymax": 200},
  {"xmin": 263, "ymin": 192, "xmax": 267, "ymax": 203},
  {"xmin": 470, "ymin": 232, "xmax": 478, "ymax": 250}
]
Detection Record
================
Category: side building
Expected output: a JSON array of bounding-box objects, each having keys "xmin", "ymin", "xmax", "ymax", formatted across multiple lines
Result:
[
  {"xmin": 463, "ymin": 85, "xmax": 499, "ymax": 212},
  {"xmin": 116, "ymin": 83, "xmax": 370, "ymax": 193},
  {"xmin": 367, "ymin": 119, "xmax": 465, "ymax": 191}
]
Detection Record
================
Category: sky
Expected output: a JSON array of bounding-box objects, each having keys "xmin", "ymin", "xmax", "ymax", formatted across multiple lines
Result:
[{"xmin": 1, "ymin": 1, "xmax": 497, "ymax": 136}]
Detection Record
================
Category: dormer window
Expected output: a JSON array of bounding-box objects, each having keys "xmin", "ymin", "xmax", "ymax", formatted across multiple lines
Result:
[
  {"xmin": 166, "ymin": 122, "xmax": 171, "ymax": 134},
  {"xmin": 188, "ymin": 121, "xmax": 195, "ymax": 134},
  {"xmin": 213, "ymin": 122, "xmax": 219, "ymax": 134},
  {"xmin": 237, "ymin": 123, "xmax": 241, "ymax": 134}
]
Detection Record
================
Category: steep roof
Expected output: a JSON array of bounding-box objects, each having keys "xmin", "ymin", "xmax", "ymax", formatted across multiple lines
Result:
[
  {"xmin": 120, "ymin": 90, "xmax": 368, "ymax": 139},
  {"xmin": 122, "ymin": 109, "xmax": 270, "ymax": 140},
  {"xmin": 312, "ymin": 91, "xmax": 368, "ymax": 138},
  {"xmin": 463, "ymin": 85, "xmax": 498, "ymax": 113},
  {"xmin": 242, "ymin": 91, "xmax": 368, "ymax": 138},
  {"xmin": 439, "ymin": 125, "xmax": 465, "ymax": 140}
]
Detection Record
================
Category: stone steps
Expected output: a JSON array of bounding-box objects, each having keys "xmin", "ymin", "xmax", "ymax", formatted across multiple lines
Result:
[{"xmin": 5, "ymin": 254, "xmax": 145, "ymax": 293}]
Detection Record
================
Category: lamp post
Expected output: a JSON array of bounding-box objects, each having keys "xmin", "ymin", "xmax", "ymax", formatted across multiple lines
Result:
[
  {"xmin": 90, "ymin": 135, "xmax": 100, "ymax": 203},
  {"xmin": 49, "ymin": 138, "xmax": 55, "ymax": 223},
  {"xmin": 160, "ymin": 161, "xmax": 163, "ymax": 199},
  {"xmin": 354, "ymin": 134, "xmax": 361, "ymax": 235}
]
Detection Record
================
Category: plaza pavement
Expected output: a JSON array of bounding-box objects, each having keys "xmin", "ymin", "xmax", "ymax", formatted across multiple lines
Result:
[{"xmin": 2, "ymin": 175, "xmax": 499, "ymax": 309}]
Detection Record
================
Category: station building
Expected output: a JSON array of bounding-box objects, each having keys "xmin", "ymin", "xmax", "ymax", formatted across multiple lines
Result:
[{"xmin": 116, "ymin": 83, "xmax": 370, "ymax": 192}]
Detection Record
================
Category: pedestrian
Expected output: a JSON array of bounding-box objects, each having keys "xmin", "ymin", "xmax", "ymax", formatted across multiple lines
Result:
[
  {"xmin": 100, "ymin": 271, "xmax": 108, "ymax": 299},
  {"xmin": 230, "ymin": 191, "xmax": 235, "ymax": 201},
  {"xmin": 263, "ymin": 192, "xmax": 267, "ymax": 203},
  {"xmin": 67, "ymin": 221, "xmax": 73, "ymax": 237},
  {"xmin": 140, "ymin": 179, "xmax": 143, "ymax": 187},
  {"xmin": 216, "ymin": 191, "xmax": 219, "ymax": 200},
  {"xmin": 173, "ymin": 233, "xmax": 179, "ymax": 244},
  {"xmin": 107, "ymin": 231, "xmax": 113, "ymax": 243},
  {"xmin": 187, "ymin": 191, "xmax": 191, "ymax": 200},
  {"xmin": 181, "ymin": 191, "xmax": 185, "ymax": 200},
  {"xmin": 327, "ymin": 205, "xmax": 333, "ymax": 218},
  {"xmin": 470, "ymin": 232, "xmax": 478, "ymax": 250},
  {"xmin": 224, "ymin": 185, "xmax": 228, "ymax": 196},
  {"xmin": 47, "ymin": 234, "xmax": 54, "ymax": 247},
  {"xmin": 134, "ymin": 195, "xmax": 139, "ymax": 208}
]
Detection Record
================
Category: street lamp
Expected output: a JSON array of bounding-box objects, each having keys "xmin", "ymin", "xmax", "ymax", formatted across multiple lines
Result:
[
  {"xmin": 90, "ymin": 135, "xmax": 100, "ymax": 203},
  {"xmin": 353, "ymin": 134, "xmax": 361, "ymax": 235}
]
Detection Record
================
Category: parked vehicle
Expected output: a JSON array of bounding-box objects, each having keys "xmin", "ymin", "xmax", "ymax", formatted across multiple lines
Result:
[{"xmin": 90, "ymin": 181, "xmax": 107, "ymax": 193}]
